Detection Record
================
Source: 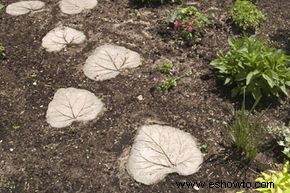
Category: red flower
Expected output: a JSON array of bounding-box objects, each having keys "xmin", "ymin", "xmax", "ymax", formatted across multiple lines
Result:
[
  {"xmin": 174, "ymin": 20, "xmax": 181, "ymax": 30},
  {"xmin": 186, "ymin": 23, "xmax": 194, "ymax": 32}
]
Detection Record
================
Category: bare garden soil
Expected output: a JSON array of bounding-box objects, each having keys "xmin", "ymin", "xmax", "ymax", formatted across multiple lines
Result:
[{"xmin": 0, "ymin": 0, "xmax": 290, "ymax": 192}]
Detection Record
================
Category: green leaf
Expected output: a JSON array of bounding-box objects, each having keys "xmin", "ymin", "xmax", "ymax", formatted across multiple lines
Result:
[
  {"xmin": 246, "ymin": 70, "xmax": 259, "ymax": 85},
  {"xmin": 262, "ymin": 73, "xmax": 274, "ymax": 88},
  {"xmin": 280, "ymin": 85, "xmax": 288, "ymax": 96},
  {"xmin": 252, "ymin": 88, "xmax": 262, "ymax": 102},
  {"xmin": 224, "ymin": 77, "xmax": 231, "ymax": 85}
]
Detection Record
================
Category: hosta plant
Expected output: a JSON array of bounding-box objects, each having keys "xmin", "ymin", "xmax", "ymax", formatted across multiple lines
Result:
[
  {"xmin": 211, "ymin": 36, "xmax": 290, "ymax": 102},
  {"xmin": 169, "ymin": 6, "xmax": 210, "ymax": 43},
  {"xmin": 229, "ymin": 0, "xmax": 266, "ymax": 31},
  {"xmin": 256, "ymin": 162, "xmax": 290, "ymax": 193}
]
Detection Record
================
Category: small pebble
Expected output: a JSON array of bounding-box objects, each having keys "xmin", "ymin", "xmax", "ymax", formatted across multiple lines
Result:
[{"xmin": 137, "ymin": 95, "xmax": 144, "ymax": 101}]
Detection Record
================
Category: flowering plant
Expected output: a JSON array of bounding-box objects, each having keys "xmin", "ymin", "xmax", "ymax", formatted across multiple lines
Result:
[
  {"xmin": 157, "ymin": 62, "xmax": 192, "ymax": 91},
  {"xmin": 169, "ymin": 6, "xmax": 210, "ymax": 42}
]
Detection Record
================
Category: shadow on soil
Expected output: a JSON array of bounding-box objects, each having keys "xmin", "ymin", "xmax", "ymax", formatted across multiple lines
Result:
[
  {"xmin": 201, "ymin": 69, "xmax": 283, "ymax": 112},
  {"xmin": 270, "ymin": 28, "xmax": 290, "ymax": 54}
]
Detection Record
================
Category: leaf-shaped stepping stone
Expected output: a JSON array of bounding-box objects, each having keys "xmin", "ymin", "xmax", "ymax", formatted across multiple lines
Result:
[
  {"xmin": 41, "ymin": 26, "xmax": 86, "ymax": 52},
  {"xmin": 83, "ymin": 44, "xmax": 142, "ymax": 81},
  {"xmin": 127, "ymin": 124, "xmax": 203, "ymax": 185},
  {"xmin": 6, "ymin": 1, "xmax": 45, "ymax": 16},
  {"xmin": 59, "ymin": 0, "xmax": 98, "ymax": 15},
  {"xmin": 46, "ymin": 88, "xmax": 104, "ymax": 128}
]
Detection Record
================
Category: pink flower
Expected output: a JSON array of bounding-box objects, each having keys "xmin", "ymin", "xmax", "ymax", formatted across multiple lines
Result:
[
  {"xmin": 186, "ymin": 23, "xmax": 194, "ymax": 32},
  {"xmin": 174, "ymin": 20, "xmax": 181, "ymax": 30}
]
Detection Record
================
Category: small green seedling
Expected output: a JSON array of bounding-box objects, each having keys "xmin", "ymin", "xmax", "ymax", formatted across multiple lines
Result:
[
  {"xmin": 160, "ymin": 62, "xmax": 175, "ymax": 75},
  {"xmin": 200, "ymin": 144, "xmax": 208, "ymax": 153},
  {"xmin": 158, "ymin": 62, "xmax": 192, "ymax": 91},
  {"xmin": 0, "ymin": 4, "xmax": 4, "ymax": 11},
  {"xmin": 160, "ymin": 77, "xmax": 177, "ymax": 90},
  {"xmin": 0, "ymin": 44, "xmax": 5, "ymax": 59}
]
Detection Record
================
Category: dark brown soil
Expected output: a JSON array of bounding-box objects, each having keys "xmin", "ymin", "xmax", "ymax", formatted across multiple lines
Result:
[{"xmin": 0, "ymin": 0, "xmax": 289, "ymax": 192}]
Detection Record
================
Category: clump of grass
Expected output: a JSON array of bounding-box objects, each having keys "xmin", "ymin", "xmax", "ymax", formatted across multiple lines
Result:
[{"xmin": 227, "ymin": 92, "xmax": 267, "ymax": 160}]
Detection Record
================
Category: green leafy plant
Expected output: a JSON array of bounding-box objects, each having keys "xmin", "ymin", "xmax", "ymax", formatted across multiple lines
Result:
[
  {"xmin": 211, "ymin": 36, "xmax": 290, "ymax": 103},
  {"xmin": 229, "ymin": 0, "xmax": 266, "ymax": 31},
  {"xmin": 200, "ymin": 144, "xmax": 208, "ymax": 153},
  {"xmin": 0, "ymin": 4, "xmax": 4, "ymax": 11},
  {"xmin": 169, "ymin": 6, "xmax": 210, "ymax": 42},
  {"xmin": 278, "ymin": 129, "xmax": 290, "ymax": 159},
  {"xmin": 0, "ymin": 44, "xmax": 5, "ymax": 60},
  {"xmin": 159, "ymin": 62, "xmax": 178, "ymax": 90},
  {"xmin": 268, "ymin": 124, "xmax": 290, "ymax": 159},
  {"xmin": 157, "ymin": 62, "xmax": 192, "ymax": 91},
  {"xmin": 256, "ymin": 161, "xmax": 290, "ymax": 193},
  {"xmin": 227, "ymin": 92, "xmax": 266, "ymax": 160},
  {"xmin": 160, "ymin": 77, "xmax": 177, "ymax": 90},
  {"xmin": 160, "ymin": 62, "xmax": 175, "ymax": 75},
  {"xmin": 0, "ymin": 176, "xmax": 15, "ymax": 193}
]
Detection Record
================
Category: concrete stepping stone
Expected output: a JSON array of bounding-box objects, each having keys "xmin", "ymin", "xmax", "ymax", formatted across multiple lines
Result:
[
  {"xmin": 126, "ymin": 124, "xmax": 203, "ymax": 185},
  {"xmin": 83, "ymin": 44, "xmax": 142, "ymax": 81},
  {"xmin": 46, "ymin": 87, "xmax": 104, "ymax": 128},
  {"xmin": 41, "ymin": 26, "xmax": 86, "ymax": 52},
  {"xmin": 59, "ymin": 0, "xmax": 98, "ymax": 15},
  {"xmin": 6, "ymin": 1, "xmax": 45, "ymax": 16}
]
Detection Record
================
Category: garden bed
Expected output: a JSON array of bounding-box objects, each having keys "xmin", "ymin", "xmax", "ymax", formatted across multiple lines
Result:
[{"xmin": 0, "ymin": 0, "xmax": 289, "ymax": 192}]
